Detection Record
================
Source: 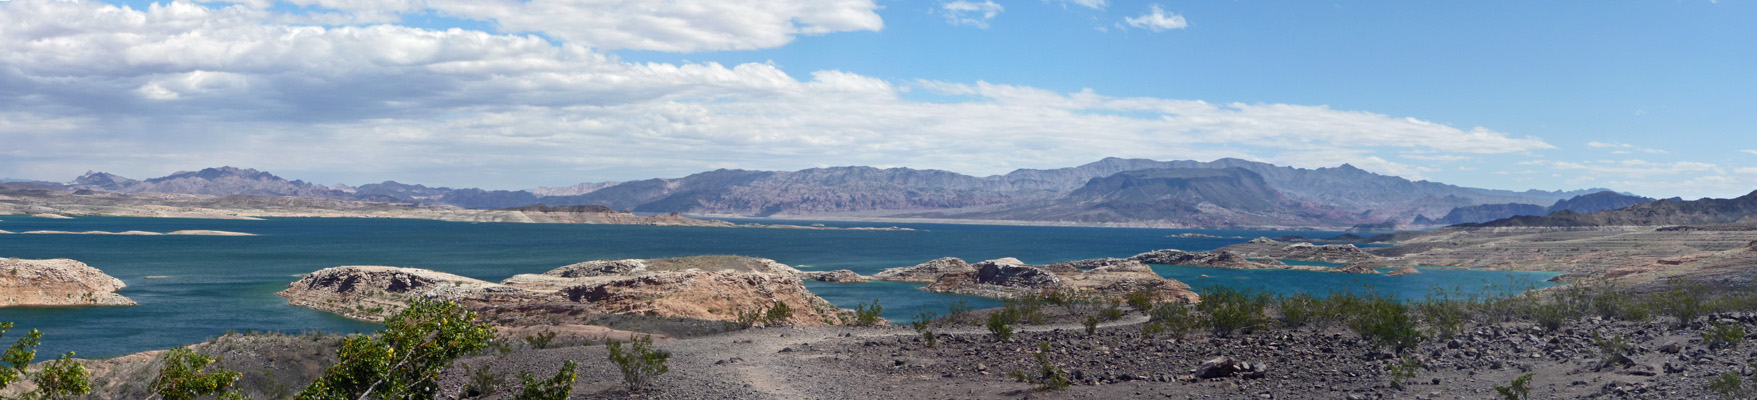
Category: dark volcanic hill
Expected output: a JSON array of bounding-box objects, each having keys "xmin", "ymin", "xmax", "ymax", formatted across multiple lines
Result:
[
  {"xmin": 74, "ymin": 167, "xmax": 352, "ymax": 199},
  {"xmin": 1463, "ymin": 190, "xmax": 1757, "ymax": 228}
]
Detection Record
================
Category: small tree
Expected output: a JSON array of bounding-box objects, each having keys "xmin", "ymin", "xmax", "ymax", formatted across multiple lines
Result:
[
  {"xmin": 607, "ymin": 335, "xmax": 669, "ymax": 392},
  {"xmin": 853, "ymin": 300, "xmax": 884, "ymax": 326},
  {"xmin": 513, "ymin": 361, "xmax": 577, "ymax": 400},
  {"xmin": 296, "ymin": 299, "xmax": 497, "ymax": 400},
  {"xmin": 0, "ymin": 322, "xmax": 92, "ymax": 400},
  {"xmin": 150, "ymin": 347, "xmax": 244, "ymax": 400}
]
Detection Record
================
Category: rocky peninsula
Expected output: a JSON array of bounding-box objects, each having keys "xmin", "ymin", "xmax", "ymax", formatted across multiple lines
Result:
[
  {"xmin": 0, "ymin": 258, "xmax": 135, "ymax": 307},
  {"xmin": 872, "ymin": 257, "xmax": 1202, "ymax": 303},
  {"xmin": 279, "ymin": 255, "xmax": 860, "ymax": 329}
]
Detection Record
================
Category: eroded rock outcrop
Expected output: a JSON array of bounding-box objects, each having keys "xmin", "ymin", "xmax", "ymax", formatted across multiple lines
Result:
[
  {"xmin": 924, "ymin": 258, "xmax": 1199, "ymax": 303},
  {"xmin": 1129, "ymin": 249, "xmax": 1281, "ymax": 269},
  {"xmin": 0, "ymin": 258, "xmax": 135, "ymax": 307},
  {"xmin": 282, "ymin": 255, "xmax": 856, "ymax": 327},
  {"xmin": 1386, "ymin": 266, "xmax": 1421, "ymax": 276},
  {"xmin": 872, "ymin": 257, "xmax": 974, "ymax": 283},
  {"xmin": 797, "ymin": 269, "xmax": 869, "ymax": 283},
  {"xmin": 1218, "ymin": 239, "xmax": 1385, "ymax": 264},
  {"xmin": 277, "ymin": 266, "xmax": 542, "ymax": 322}
]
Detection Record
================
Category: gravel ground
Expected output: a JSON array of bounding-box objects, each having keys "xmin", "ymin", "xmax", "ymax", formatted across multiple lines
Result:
[{"xmin": 431, "ymin": 310, "xmax": 1757, "ymax": 400}]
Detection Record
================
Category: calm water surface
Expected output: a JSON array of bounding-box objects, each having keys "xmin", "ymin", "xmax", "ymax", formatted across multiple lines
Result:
[{"xmin": 0, "ymin": 215, "xmax": 1558, "ymax": 357}]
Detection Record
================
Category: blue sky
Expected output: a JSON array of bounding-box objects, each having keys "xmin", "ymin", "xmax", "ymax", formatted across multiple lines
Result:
[{"xmin": 0, "ymin": 0, "xmax": 1752, "ymax": 198}]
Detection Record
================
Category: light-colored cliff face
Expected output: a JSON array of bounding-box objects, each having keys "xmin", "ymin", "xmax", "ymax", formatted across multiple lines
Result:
[
  {"xmin": 557, "ymin": 270, "xmax": 849, "ymax": 326},
  {"xmin": 0, "ymin": 258, "xmax": 136, "ymax": 307},
  {"xmin": 871, "ymin": 257, "xmax": 975, "ymax": 283}
]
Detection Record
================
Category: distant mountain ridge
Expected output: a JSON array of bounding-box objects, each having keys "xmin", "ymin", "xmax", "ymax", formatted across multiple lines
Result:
[
  {"xmin": 1464, "ymin": 190, "xmax": 1757, "ymax": 228},
  {"xmin": 1419, "ymin": 191, "xmax": 1658, "ymax": 226},
  {"xmin": 62, "ymin": 159, "xmax": 1614, "ymax": 228}
]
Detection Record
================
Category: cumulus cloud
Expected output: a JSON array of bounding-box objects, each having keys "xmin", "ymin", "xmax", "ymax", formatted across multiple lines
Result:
[
  {"xmin": 938, "ymin": 1, "xmax": 1004, "ymax": 29},
  {"xmin": 0, "ymin": 0, "xmax": 1555, "ymax": 189},
  {"xmin": 1122, "ymin": 4, "xmax": 1187, "ymax": 32},
  {"xmin": 1741, "ymin": 149, "xmax": 1757, "ymax": 156},
  {"xmin": 1586, "ymin": 141, "xmax": 1668, "ymax": 154},
  {"xmin": 1051, "ymin": 0, "xmax": 1107, "ymax": 10}
]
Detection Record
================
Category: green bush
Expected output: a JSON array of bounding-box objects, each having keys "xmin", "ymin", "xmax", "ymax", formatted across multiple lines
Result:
[
  {"xmin": 1124, "ymin": 289, "xmax": 1155, "ymax": 312},
  {"xmin": 1653, "ymin": 279, "xmax": 1708, "ymax": 325},
  {"xmin": 1008, "ymin": 342, "xmax": 1069, "ymax": 391},
  {"xmin": 0, "ymin": 322, "xmax": 92, "ymax": 400},
  {"xmin": 513, "ymin": 361, "xmax": 577, "ymax": 400},
  {"xmin": 765, "ymin": 301, "xmax": 794, "ymax": 326},
  {"xmin": 853, "ymin": 300, "xmax": 885, "ymax": 326},
  {"xmin": 1708, "ymin": 370, "xmax": 1748, "ymax": 399},
  {"xmin": 524, "ymin": 331, "xmax": 558, "ymax": 349},
  {"xmin": 1494, "ymin": 373, "xmax": 1533, "ymax": 400},
  {"xmin": 1146, "ymin": 303, "xmax": 1202, "ymax": 339},
  {"xmin": 1703, "ymin": 321, "xmax": 1746, "ymax": 349},
  {"xmin": 1082, "ymin": 316, "xmax": 1101, "ymax": 336},
  {"xmin": 296, "ymin": 299, "xmax": 497, "ymax": 400},
  {"xmin": 1387, "ymin": 355, "xmax": 1422, "ymax": 390},
  {"xmin": 607, "ymin": 335, "xmax": 670, "ymax": 392},
  {"xmin": 152, "ymin": 347, "xmax": 244, "ymax": 400},
  {"xmin": 986, "ymin": 311, "xmax": 1016, "ymax": 342},
  {"xmin": 1003, "ymin": 295, "xmax": 1049, "ymax": 325},
  {"xmin": 911, "ymin": 310, "xmax": 940, "ymax": 348},
  {"xmin": 1275, "ymin": 292, "xmax": 1325, "ymax": 329},
  {"xmin": 945, "ymin": 299, "xmax": 975, "ymax": 325},
  {"xmin": 1346, "ymin": 295, "xmax": 1422, "ymax": 353},
  {"xmin": 1593, "ymin": 335, "xmax": 1633, "ymax": 370},
  {"xmin": 1196, "ymin": 286, "xmax": 1268, "ymax": 337}
]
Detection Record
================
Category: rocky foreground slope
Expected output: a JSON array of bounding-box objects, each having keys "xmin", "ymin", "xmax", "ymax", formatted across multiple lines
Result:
[{"xmin": 0, "ymin": 258, "xmax": 135, "ymax": 307}]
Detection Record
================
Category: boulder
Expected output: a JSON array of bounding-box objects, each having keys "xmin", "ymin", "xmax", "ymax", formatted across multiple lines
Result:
[
  {"xmin": 0, "ymin": 258, "xmax": 135, "ymax": 307},
  {"xmin": 872, "ymin": 257, "xmax": 973, "ymax": 283},
  {"xmin": 1192, "ymin": 356, "xmax": 1267, "ymax": 379}
]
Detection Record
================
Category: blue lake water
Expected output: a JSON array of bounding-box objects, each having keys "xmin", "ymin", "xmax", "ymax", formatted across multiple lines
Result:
[{"xmin": 0, "ymin": 215, "xmax": 1559, "ymax": 357}]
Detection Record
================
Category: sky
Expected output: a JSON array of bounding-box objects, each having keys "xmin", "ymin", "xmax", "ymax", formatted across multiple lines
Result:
[{"xmin": 0, "ymin": 0, "xmax": 1753, "ymax": 199}]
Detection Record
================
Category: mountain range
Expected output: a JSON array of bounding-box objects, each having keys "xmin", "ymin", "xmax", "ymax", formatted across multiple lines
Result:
[
  {"xmin": 63, "ymin": 158, "xmax": 1621, "ymax": 228},
  {"xmin": 1416, "ymin": 191, "xmax": 1663, "ymax": 225}
]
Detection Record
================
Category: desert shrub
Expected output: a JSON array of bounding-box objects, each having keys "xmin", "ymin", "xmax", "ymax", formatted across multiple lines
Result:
[
  {"xmin": 1708, "ymin": 370, "xmax": 1748, "ymax": 398},
  {"xmin": 1495, "ymin": 373, "xmax": 1533, "ymax": 400},
  {"xmin": 986, "ymin": 311, "xmax": 1016, "ymax": 342},
  {"xmin": 911, "ymin": 310, "xmax": 939, "ymax": 348},
  {"xmin": 1275, "ymin": 292, "xmax": 1325, "ymax": 329},
  {"xmin": 1530, "ymin": 302, "xmax": 1571, "ymax": 332},
  {"xmin": 1347, "ymin": 295, "xmax": 1423, "ymax": 353},
  {"xmin": 513, "ymin": 361, "xmax": 577, "ymax": 400},
  {"xmin": 151, "ymin": 347, "xmax": 244, "ymax": 400},
  {"xmin": 524, "ymin": 331, "xmax": 558, "ymax": 349},
  {"xmin": 296, "ymin": 299, "xmax": 497, "ymax": 400},
  {"xmin": 765, "ymin": 302, "xmax": 794, "ymax": 326},
  {"xmin": 1003, "ymin": 295, "xmax": 1049, "ymax": 325},
  {"xmin": 1593, "ymin": 335, "xmax": 1634, "ymax": 370},
  {"xmin": 945, "ymin": 299, "xmax": 975, "ymax": 325},
  {"xmin": 607, "ymin": 335, "xmax": 670, "ymax": 392},
  {"xmin": 1652, "ymin": 279, "xmax": 1708, "ymax": 326},
  {"xmin": 459, "ymin": 364, "xmax": 503, "ymax": 399},
  {"xmin": 1083, "ymin": 316, "xmax": 1101, "ymax": 336},
  {"xmin": 853, "ymin": 300, "xmax": 885, "ymax": 326},
  {"xmin": 1703, "ymin": 321, "xmax": 1747, "ymax": 349},
  {"xmin": 0, "ymin": 322, "xmax": 92, "ymax": 400},
  {"xmin": 1100, "ymin": 303, "xmax": 1125, "ymax": 321},
  {"xmin": 1387, "ymin": 355, "xmax": 1423, "ymax": 390},
  {"xmin": 1196, "ymin": 286, "xmax": 1268, "ymax": 337},
  {"xmin": 1124, "ymin": 289, "xmax": 1155, "ymax": 312},
  {"xmin": 1146, "ymin": 303, "xmax": 1202, "ymax": 339},
  {"xmin": 1008, "ymin": 342, "xmax": 1069, "ymax": 391}
]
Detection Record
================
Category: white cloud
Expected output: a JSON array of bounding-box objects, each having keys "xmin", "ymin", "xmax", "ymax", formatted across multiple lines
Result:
[
  {"xmin": 1741, "ymin": 149, "xmax": 1757, "ymax": 156},
  {"xmin": 1586, "ymin": 141, "xmax": 1667, "ymax": 154},
  {"xmin": 1051, "ymin": 0, "xmax": 1107, "ymax": 10},
  {"xmin": 939, "ymin": 1, "xmax": 1004, "ymax": 29},
  {"xmin": 1122, "ymin": 4, "xmax": 1187, "ymax": 32},
  {"xmin": 0, "ymin": 0, "xmax": 1557, "ymax": 188},
  {"xmin": 1400, "ymin": 153, "xmax": 1472, "ymax": 162}
]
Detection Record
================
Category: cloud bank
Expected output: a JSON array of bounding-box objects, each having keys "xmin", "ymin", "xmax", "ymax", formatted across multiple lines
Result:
[{"xmin": 0, "ymin": 0, "xmax": 1562, "ymax": 192}]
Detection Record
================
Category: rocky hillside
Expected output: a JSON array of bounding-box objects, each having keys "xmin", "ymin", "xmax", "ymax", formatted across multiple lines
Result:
[
  {"xmin": 1464, "ymin": 190, "xmax": 1757, "ymax": 228},
  {"xmin": 0, "ymin": 258, "xmax": 135, "ymax": 307},
  {"xmin": 1420, "ymin": 191, "xmax": 1657, "ymax": 226}
]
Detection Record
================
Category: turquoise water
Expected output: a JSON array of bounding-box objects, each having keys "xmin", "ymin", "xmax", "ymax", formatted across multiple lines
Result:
[{"xmin": 0, "ymin": 215, "xmax": 1558, "ymax": 357}]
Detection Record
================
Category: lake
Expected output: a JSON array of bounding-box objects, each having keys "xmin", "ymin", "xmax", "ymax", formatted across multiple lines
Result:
[{"xmin": 0, "ymin": 215, "xmax": 1559, "ymax": 357}]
